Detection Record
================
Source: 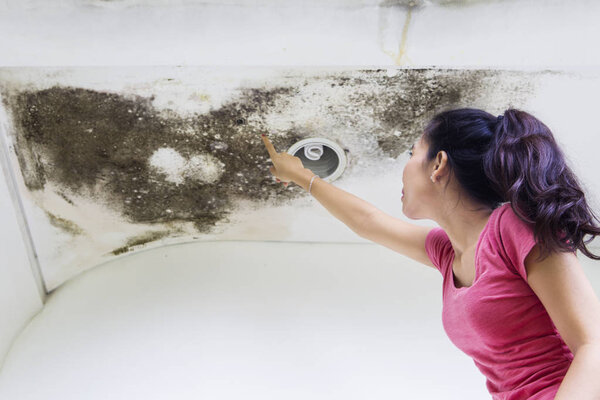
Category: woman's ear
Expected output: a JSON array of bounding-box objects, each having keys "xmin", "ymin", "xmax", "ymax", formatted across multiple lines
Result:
[{"xmin": 430, "ymin": 151, "xmax": 450, "ymax": 181}]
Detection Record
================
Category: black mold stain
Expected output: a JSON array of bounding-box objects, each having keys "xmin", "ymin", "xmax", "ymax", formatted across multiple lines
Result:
[
  {"xmin": 5, "ymin": 85, "xmax": 301, "ymax": 240},
  {"xmin": 355, "ymin": 68, "xmax": 505, "ymax": 156},
  {"xmin": 1, "ymin": 68, "xmax": 533, "ymax": 251},
  {"xmin": 57, "ymin": 191, "xmax": 75, "ymax": 205},
  {"xmin": 45, "ymin": 211, "xmax": 84, "ymax": 235},
  {"xmin": 111, "ymin": 230, "xmax": 172, "ymax": 256}
]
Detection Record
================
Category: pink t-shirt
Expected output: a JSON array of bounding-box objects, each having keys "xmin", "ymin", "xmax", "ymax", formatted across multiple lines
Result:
[{"xmin": 425, "ymin": 202, "xmax": 574, "ymax": 400}]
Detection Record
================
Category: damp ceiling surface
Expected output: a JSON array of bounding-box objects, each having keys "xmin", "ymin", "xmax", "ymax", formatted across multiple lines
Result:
[{"xmin": 0, "ymin": 67, "xmax": 548, "ymax": 291}]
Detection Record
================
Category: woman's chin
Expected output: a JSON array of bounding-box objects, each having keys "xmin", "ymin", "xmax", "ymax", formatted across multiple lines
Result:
[
  {"xmin": 402, "ymin": 203, "xmax": 418, "ymax": 220},
  {"xmin": 401, "ymin": 200, "xmax": 409, "ymax": 215}
]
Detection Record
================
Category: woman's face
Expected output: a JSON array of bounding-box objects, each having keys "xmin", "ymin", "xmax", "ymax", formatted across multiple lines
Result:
[{"xmin": 402, "ymin": 135, "xmax": 438, "ymax": 219}]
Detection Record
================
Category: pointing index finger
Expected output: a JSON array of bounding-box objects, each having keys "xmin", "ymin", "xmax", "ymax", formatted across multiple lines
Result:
[{"xmin": 261, "ymin": 134, "xmax": 278, "ymax": 159}]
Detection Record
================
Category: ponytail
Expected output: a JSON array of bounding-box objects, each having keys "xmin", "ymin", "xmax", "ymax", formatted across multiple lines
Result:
[{"xmin": 423, "ymin": 107, "xmax": 600, "ymax": 261}]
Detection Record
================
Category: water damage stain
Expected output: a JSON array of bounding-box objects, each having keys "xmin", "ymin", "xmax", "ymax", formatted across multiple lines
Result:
[
  {"xmin": 379, "ymin": 0, "xmax": 510, "ymax": 8},
  {"xmin": 6, "ymin": 84, "xmax": 298, "ymax": 239},
  {"xmin": 44, "ymin": 211, "xmax": 85, "ymax": 235},
  {"xmin": 1, "ymin": 68, "xmax": 535, "ymax": 257},
  {"xmin": 111, "ymin": 230, "xmax": 172, "ymax": 255},
  {"xmin": 357, "ymin": 68, "xmax": 502, "ymax": 154}
]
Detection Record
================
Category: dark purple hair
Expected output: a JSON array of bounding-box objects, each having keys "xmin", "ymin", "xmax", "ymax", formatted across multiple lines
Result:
[{"xmin": 423, "ymin": 107, "xmax": 600, "ymax": 261}]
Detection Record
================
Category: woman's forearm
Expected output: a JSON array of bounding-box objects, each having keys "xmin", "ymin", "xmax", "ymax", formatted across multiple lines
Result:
[{"xmin": 292, "ymin": 168, "xmax": 380, "ymax": 235}]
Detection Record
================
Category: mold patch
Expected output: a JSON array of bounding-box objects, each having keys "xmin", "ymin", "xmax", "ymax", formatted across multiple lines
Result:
[
  {"xmin": 3, "ymin": 85, "xmax": 299, "ymax": 235},
  {"xmin": 45, "ymin": 211, "xmax": 85, "ymax": 235},
  {"xmin": 110, "ymin": 230, "xmax": 172, "ymax": 256},
  {"xmin": 0, "ymin": 67, "xmax": 540, "ymax": 290},
  {"xmin": 2, "ymin": 68, "xmax": 536, "ymax": 233}
]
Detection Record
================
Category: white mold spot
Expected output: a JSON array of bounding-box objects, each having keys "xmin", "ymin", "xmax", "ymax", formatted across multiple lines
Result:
[
  {"xmin": 148, "ymin": 147, "xmax": 226, "ymax": 185},
  {"xmin": 148, "ymin": 147, "xmax": 187, "ymax": 185},
  {"xmin": 183, "ymin": 153, "xmax": 226, "ymax": 184}
]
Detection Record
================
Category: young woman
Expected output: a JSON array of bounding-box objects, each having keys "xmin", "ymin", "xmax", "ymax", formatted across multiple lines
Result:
[{"xmin": 261, "ymin": 107, "xmax": 600, "ymax": 400}]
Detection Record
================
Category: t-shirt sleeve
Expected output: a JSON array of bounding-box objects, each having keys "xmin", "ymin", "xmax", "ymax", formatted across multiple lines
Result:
[
  {"xmin": 497, "ymin": 206, "xmax": 538, "ymax": 283},
  {"xmin": 425, "ymin": 227, "xmax": 453, "ymax": 274}
]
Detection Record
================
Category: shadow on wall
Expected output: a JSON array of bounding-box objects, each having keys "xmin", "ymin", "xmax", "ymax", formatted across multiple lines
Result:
[{"xmin": 0, "ymin": 67, "xmax": 542, "ymax": 291}]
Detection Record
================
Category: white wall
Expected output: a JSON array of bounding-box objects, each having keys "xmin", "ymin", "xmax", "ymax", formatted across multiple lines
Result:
[
  {"xmin": 1, "ymin": 0, "xmax": 600, "ymax": 68},
  {"xmin": 0, "ymin": 152, "xmax": 44, "ymax": 370}
]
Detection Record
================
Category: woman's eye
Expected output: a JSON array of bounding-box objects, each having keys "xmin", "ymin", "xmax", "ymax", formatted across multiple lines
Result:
[{"xmin": 408, "ymin": 151, "xmax": 413, "ymax": 157}]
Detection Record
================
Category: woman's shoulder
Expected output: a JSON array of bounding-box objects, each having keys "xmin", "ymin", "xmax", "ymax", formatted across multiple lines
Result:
[
  {"xmin": 425, "ymin": 227, "xmax": 453, "ymax": 273},
  {"xmin": 489, "ymin": 202, "xmax": 538, "ymax": 281},
  {"xmin": 492, "ymin": 202, "xmax": 535, "ymax": 232}
]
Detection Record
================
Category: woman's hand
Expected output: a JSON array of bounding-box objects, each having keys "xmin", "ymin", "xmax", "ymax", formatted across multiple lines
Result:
[{"xmin": 261, "ymin": 134, "xmax": 305, "ymax": 187}]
